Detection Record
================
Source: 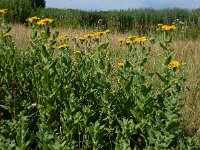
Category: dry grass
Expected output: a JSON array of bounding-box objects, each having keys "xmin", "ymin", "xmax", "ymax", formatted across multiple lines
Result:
[{"xmin": 10, "ymin": 24, "xmax": 200, "ymax": 142}]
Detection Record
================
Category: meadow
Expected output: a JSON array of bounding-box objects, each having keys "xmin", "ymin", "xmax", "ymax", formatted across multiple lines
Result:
[{"xmin": 0, "ymin": 8, "xmax": 200, "ymax": 149}]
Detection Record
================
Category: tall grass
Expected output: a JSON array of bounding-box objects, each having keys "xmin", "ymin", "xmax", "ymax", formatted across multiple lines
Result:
[{"xmin": 35, "ymin": 8, "xmax": 200, "ymax": 36}]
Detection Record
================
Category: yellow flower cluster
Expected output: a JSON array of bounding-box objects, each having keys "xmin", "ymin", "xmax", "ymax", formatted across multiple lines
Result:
[
  {"xmin": 37, "ymin": 18, "xmax": 53, "ymax": 26},
  {"xmin": 117, "ymin": 36, "xmax": 147, "ymax": 45},
  {"xmin": 26, "ymin": 16, "xmax": 40, "ymax": 23},
  {"xmin": 0, "ymin": 9, "xmax": 8, "ymax": 14},
  {"xmin": 76, "ymin": 31, "xmax": 109, "ymax": 43},
  {"xmin": 158, "ymin": 24, "xmax": 177, "ymax": 31}
]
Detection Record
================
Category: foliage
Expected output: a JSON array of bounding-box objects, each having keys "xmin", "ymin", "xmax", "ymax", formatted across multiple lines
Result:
[
  {"xmin": 34, "ymin": 7, "xmax": 200, "ymax": 39},
  {"xmin": 31, "ymin": 0, "xmax": 46, "ymax": 8},
  {"xmin": 0, "ymin": 12, "xmax": 199, "ymax": 149},
  {"xmin": 0, "ymin": 0, "xmax": 46, "ymax": 23},
  {"xmin": 0, "ymin": 0, "xmax": 33, "ymax": 23}
]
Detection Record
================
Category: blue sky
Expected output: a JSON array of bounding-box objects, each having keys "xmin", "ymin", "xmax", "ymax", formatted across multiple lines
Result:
[{"xmin": 46, "ymin": 0, "xmax": 200, "ymax": 10}]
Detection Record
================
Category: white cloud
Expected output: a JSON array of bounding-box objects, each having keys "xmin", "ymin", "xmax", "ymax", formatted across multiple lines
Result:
[{"xmin": 46, "ymin": 0, "xmax": 200, "ymax": 10}]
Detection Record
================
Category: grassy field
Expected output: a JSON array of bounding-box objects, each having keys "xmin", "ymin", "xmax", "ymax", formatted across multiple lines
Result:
[{"xmin": 1, "ymin": 13, "xmax": 200, "ymax": 148}]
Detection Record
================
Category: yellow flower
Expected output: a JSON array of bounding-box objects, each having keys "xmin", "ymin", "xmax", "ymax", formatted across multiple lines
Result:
[
  {"xmin": 168, "ymin": 61, "xmax": 180, "ymax": 69},
  {"xmin": 26, "ymin": 16, "xmax": 40, "ymax": 23},
  {"xmin": 117, "ymin": 38, "xmax": 125, "ymax": 43},
  {"xmin": 43, "ymin": 18, "xmax": 53, "ymax": 24},
  {"xmin": 135, "ymin": 37, "xmax": 147, "ymax": 42},
  {"xmin": 58, "ymin": 44, "xmax": 69, "ymax": 49},
  {"xmin": 84, "ymin": 33, "xmax": 94, "ymax": 38},
  {"xmin": 161, "ymin": 25, "xmax": 177, "ymax": 31},
  {"xmin": 117, "ymin": 61, "xmax": 125, "ymax": 67},
  {"xmin": 79, "ymin": 37, "xmax": 86, "ymax": 42},
  {"xmin": 170, "ymin": 25, "xmax": 177, "ymax": 30},
  {"xmin": 37, "ymin": 20, "xmax": 46, "ymax": 25},
  {"xmin": 128, "ymin": 35, "xmax": 137, "ymax": 40},
  {"xmin": 58, "ymin": 35, "xmax": 67, "ymax": 41},
  {"xmin": 73, "ymin": 50, "xmax": 81, "ymax": 54},
  {"xmin": 93, "ymin": 37, "xmax": 100, "ymax": 42},
  {"xmin": 0, "ymin": 9, "xmax": 8, "ymax": 14},
  {"xmin": 124, "ymin": 41, "xmax": 132, "ymax": 46},
  {"xmin": 37, "ymin": 18, "xmax": 53, "ymax": 26},
  {"xmin": 95, "ymin": 31, "xmax": 106, "ymax": 37},
  {"xmin": 3, "ymin": 33, "xmax": 12, "ymax": 37}
]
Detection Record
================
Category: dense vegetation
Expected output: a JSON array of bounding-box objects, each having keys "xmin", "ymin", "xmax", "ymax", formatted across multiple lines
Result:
[
  {"xmin": 0, "ymin": 9, "xmax": 200, "ymax": 149},
  {"xmin": 35, "ymin": 8, "xmax": 200, "ymax": 33},
  {"xmin": 0, "ymin": 0, "xmax": 45, "ymax": 22}
]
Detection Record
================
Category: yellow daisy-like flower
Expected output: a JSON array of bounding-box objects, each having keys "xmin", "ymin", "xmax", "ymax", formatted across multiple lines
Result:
[
  {"xmin": 135, "ymin": 37, "xmax": 147, "ymax": 42},
  {"xmin": 79, "ymin": 37, "xmax": 86, "ymax": 42},
  {"xmin": 73, "ymin": 50, "xmax": 81, "ymax": 54},
  {"xmin": 117, "ymin": 61, "xmax": 125, "ymax": 67},
  {"xmin": 0, "ymin": 9, "xmax": 8, "ymax": 15},
  {"xmin": 95, "ymin": 31, "xmax": 106, "ymax": 37},
  {"xmin": 37, "ymin": 18, "xmax": 53, "ymax": 26},
  {"xmin": 168, "ymin": 61, "xmax": 180, "ymax": 69},
  {"xmin": 43, "ymin": 18, "xmax": 53, "ymax": 24},
  {"xmin": 3, "ymin": 33, "xmax": 12, "ymax": 37},
  {"xmin": 170, "ymin": 25, "xmax": 177, "ymax": 30},
  {"xmin": 93, "ymin": 37, "xmax": 100, "ymax": 42},
  {"xmin": 124, "ymin": 41, "xmax": 132, "ymax": 46},
  {"xmin": 84, "ymin": 33, "xmax": 94, "ymax": 38},
  {"xmin": 26, "ymin": 16, "xmax": 40, "ymax": 23},
  {"xmin": 128, "ymin": 35, "xmax": 137, "ymax": 40},
  {"xmin": 37, "ymin": 20, "xmax": 46, "ymax": 26},
  {"xmin": 161, "ymin": 25, "xmax": 177, "ymax": 31},
  {"xmin": 58, "ymin": 35, "xmax": 67, "ymax": 41},
  {"xmin": 117, "ymin": 38, "xmax": 125, "ymax": 43},
  {"xmin": 58, "ymin": 44, "xmax": 69, "ymax": 49}
]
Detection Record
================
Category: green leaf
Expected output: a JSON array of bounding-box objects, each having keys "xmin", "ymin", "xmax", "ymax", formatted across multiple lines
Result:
[
  {"xmin": 44, "ymin": 59, "xmax": 57, "ymax": 71},
  {"xmin": 159, "ymin": 42, "xmax": 168, "ymax": 51},
  {"xmin": 140, "ymin": 57, "xmax": 147, "ymax": 67},
  {"xmin": 164, "ymin": 55, "xmax": 172, "ymax": 66},
  {"xmin": 156, "ymin": 72, "xmax": 168, "ymax": 84}
]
